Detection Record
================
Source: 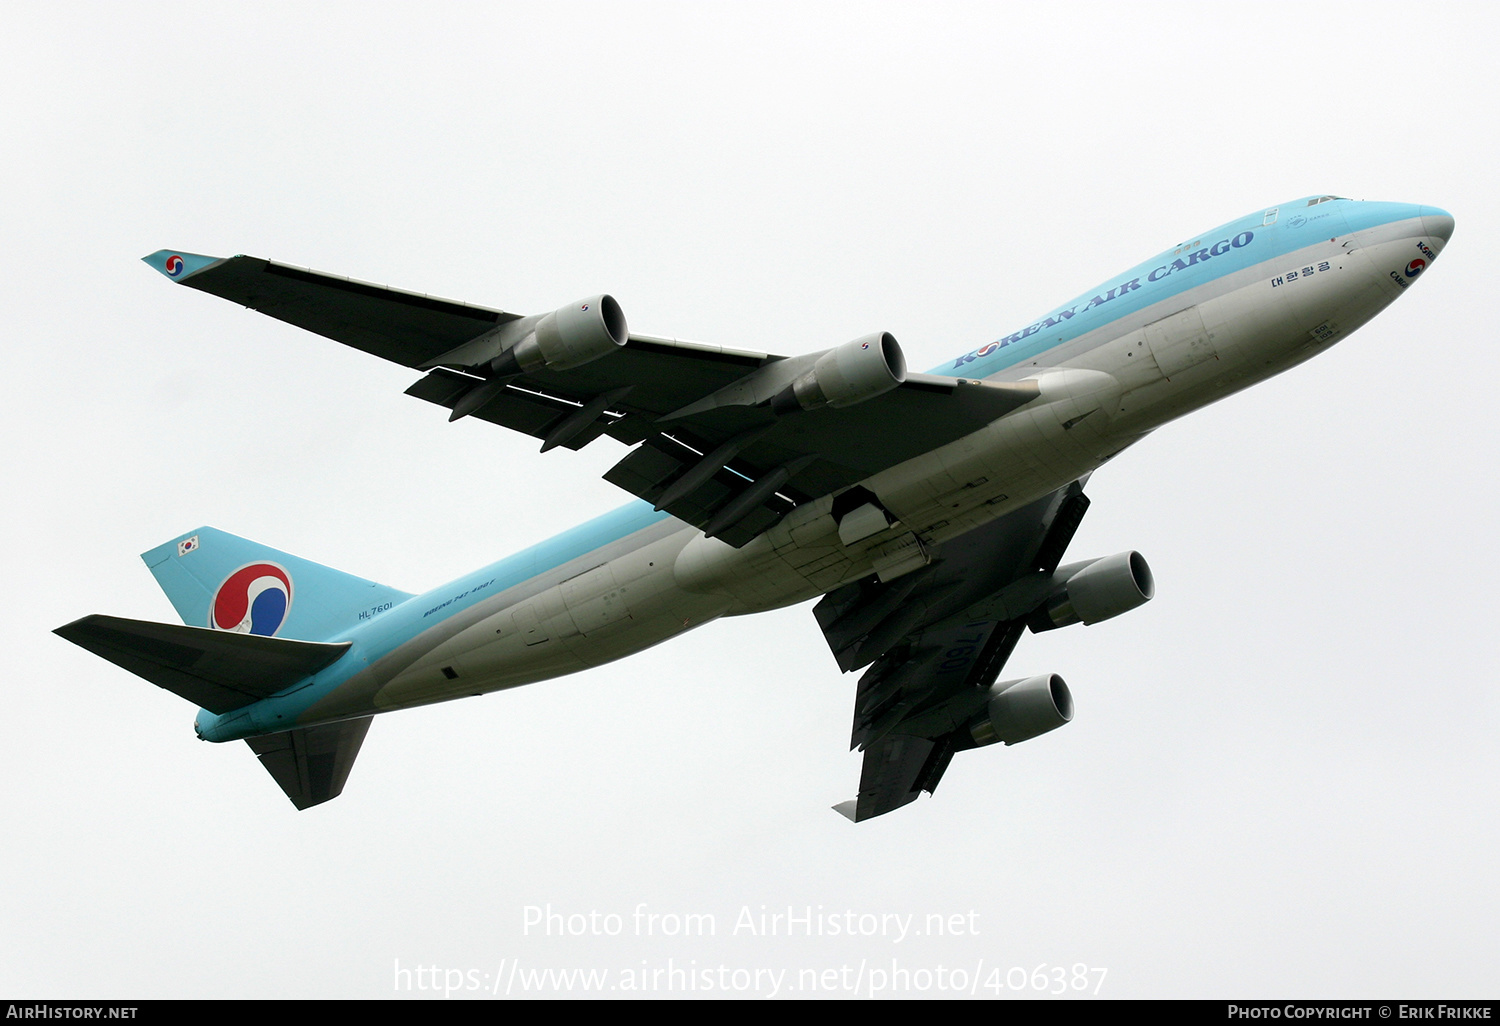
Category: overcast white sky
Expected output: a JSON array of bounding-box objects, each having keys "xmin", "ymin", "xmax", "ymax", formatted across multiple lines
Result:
[{"xmin": 4, "ymin": 1, "xmax": 1497, "ymax": 1000}]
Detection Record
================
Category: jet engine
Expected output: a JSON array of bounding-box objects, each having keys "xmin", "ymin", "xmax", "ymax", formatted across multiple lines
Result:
[
  {"xmin": 491, "ymin": 294, "xmax": 629, "ymax": 375},
  {"xmin": 966, "ymin": 674, "xmax": 1074, "ymax": 747},
  {"xmin": 1030, "ymin": 551, "xmax": 1154, "ymax": 632},
  {"xmin": 772, "ymin": 332, "xmax": 906, "ymax": 412}
]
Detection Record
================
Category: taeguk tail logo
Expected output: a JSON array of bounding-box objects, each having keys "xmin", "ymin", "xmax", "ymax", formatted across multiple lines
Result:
[
  {"xmin": 165, "ymin": 254, "xmax": 185, "ymax": 277},
  {"xmin": 211, "ymin": 563, "xmax": 293, "ymax": 636},
  {"xmin": 1405, "ymin": 258, "xmax": 1426, "ymax": 278}
]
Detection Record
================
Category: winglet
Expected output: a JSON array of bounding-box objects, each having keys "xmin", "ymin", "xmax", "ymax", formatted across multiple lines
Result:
[
  {"xmin": 142, "ymin": 249, "xmax": 225, "ymax": 282},
  {"xmin": 832, "ymin": 800, "xmax": 859, "ymax": 822}
]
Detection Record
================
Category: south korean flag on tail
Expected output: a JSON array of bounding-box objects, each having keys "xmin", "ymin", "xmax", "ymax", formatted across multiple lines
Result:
[{"xmin": 177, "ymin": 535, "xmax": 200, "ymax": 557}]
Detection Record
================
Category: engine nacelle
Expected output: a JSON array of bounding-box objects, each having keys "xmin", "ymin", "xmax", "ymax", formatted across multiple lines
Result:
[
  {"xmin": 773, "ymin": 332, "xmax": 906, "ymax": 412},
  {"xmin": 1032, "ymin": 551, "xmax": 1154, "ymax": 632},
  {"xmin": 967, "ymin": 674, "xmax": 1074, "ymax": 747},
  {"xmin": 495, "ymin": 294, "xmax": 629, "ymax": 374}
]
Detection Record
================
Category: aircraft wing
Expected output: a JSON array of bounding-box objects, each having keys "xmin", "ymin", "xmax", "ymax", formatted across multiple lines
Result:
[
  {"xmin": 143, "ymin": 250, "xmax": 522, "ymax": 367},
  {"xmin": 146, "ymin": 250, "xmax": 1039, "ymax": 547},
  {"xmin": 819, "ymin": 481, "xmax": 1090, "ymax": 822}
]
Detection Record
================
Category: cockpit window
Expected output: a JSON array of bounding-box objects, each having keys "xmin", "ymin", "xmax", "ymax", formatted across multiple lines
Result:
[{"xmin": 1307, "ymin": 195, "xmax": 1347, "ymax": 206}]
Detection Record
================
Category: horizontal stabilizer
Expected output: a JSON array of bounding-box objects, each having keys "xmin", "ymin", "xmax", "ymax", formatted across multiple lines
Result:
[
  {"xmin": 246, "ymin": 718, "xmax": 372, "ymax": 810},
  {"xmin": 55, "ymin": 614, "xmax": 350, "ymax": 714}
]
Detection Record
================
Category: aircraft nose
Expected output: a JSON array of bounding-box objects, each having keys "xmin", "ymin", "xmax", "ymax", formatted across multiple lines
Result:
[{"xmin": 1421, "ymin": 206, "xmax": 1455, "ymax": 247}]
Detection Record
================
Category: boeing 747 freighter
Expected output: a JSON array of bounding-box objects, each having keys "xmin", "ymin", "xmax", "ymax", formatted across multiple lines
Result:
[{"xmin": 56, "ymin": 196, "xmax": 1453, "ymax": 820}]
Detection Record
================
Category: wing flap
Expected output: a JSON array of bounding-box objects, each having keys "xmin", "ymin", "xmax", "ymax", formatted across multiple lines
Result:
[
  {"xmin": 380, "ymin": 339, "xmax": 1044, "ymax": 550},
  {"xmin": 595, "ymin": 378, "xmax": 1038, "ymax": 546},
  {"xmin": 55, "ymin": 614, "xmax": 350, "ymax": 714},
  {"xmin": 407, "ymin": 369, "xmax": 630, "ymax": 451},
  {"xmin": 815, "ymin": 484, "xmax": 1088, "ymax": 672}
]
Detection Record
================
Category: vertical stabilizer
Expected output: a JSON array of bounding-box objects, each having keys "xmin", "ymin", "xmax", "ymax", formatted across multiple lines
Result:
[{"xmin": 142, "ymin": 527, "xmax": 414, "ymax": 643}]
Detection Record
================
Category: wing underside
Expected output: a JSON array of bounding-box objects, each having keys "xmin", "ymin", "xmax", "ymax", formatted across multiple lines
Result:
[
  {"xmin": 818, "ymin": 482, "xmax": 1091, "ymax": 822},
  {"xmin": 155, "ymin": 251, "xmax": 1041, "ymax": 548}
]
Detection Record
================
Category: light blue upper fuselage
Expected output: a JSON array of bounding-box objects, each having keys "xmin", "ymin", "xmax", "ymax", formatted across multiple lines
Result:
[
  {"xmin": 193, "ymin": 196, "xmax": 1445, "ymax": 742},
  {"xmin": 945, "ymin": 197, "xmax": 1438, "ymax": 379}
]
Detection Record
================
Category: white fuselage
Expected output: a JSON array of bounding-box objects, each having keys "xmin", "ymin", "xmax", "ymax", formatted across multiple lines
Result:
[{"xmin": 286, "ymin": 208, "xmax": 1440, "ymax": 726}]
